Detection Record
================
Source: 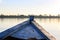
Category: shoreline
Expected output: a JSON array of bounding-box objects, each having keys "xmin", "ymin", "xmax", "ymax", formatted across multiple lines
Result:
[
  {"xmin": 0, "ymin": 15, "xmax": 60, "ymax": 18},
  {"xmin": 0, "ymin": 16, "xmax": 60, "ymax": 18}
]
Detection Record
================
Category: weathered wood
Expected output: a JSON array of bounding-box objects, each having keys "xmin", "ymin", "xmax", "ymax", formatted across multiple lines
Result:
[{"xmin": 32, "ymin": 20, "xmax": 56, "ymax": 40}]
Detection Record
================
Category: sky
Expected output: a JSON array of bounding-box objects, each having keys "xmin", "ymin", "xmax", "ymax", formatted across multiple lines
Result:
[{"xmin": 0, "ymin": 0, "xmax": 60, "ymax": 15}]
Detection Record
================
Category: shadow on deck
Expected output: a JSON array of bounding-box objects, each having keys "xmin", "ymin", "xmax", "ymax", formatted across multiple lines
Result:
[{"xmin": 4, "ymin": 36, "xmax": 46, "ymax": 40}]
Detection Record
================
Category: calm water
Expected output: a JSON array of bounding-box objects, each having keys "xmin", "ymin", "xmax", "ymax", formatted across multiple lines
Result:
[{"xmin": 0, "ymin": 18, "xmax": 60, "ymax": 40}]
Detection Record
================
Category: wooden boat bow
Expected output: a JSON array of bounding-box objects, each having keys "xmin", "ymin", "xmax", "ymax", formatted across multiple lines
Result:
[{"xmin": 0, "ymin": 16, "xmax": 56, "ymax": 40}]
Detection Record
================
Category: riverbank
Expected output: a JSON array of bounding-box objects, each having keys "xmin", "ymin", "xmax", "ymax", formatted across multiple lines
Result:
[{"xmin": 0, "ymin": 16, "xmax": 60, "ymax": 18}]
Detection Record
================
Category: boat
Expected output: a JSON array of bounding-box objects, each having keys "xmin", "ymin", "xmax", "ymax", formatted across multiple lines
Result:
[{"xmin": 0, "ymin": 16, "xmax": 56, "ymax": 40}]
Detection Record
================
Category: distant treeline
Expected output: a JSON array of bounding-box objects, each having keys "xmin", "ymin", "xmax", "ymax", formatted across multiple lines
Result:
[{"xmin": 0, "ymin": 15, "xmax": 60, "ymax": 18}]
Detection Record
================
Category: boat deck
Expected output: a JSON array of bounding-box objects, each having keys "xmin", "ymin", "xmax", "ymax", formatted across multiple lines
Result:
[{"xmin": 10, "ymin": 21, "xmax": 49, "ymax": 39}]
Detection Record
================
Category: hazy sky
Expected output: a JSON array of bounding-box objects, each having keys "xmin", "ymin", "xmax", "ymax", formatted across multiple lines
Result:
[{"xmin": 0, "ymin": 0, "xmax": 60, "ymax": 15}]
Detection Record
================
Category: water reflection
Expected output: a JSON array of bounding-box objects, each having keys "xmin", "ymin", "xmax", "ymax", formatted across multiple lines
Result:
[
  {"xmin": 36, "ymin": 18, "xmax": 60, "ymax": 23},
  {"xmin": 0, "ymin": 18, "xmax": 28, "ymax": 33},
  {"xmin": 35, "ymin": 18, "xmax": 60, "ymax": 40},
  {"xmin": 0, "ymin": 18, "xmax": 60, "ymax": 40}
]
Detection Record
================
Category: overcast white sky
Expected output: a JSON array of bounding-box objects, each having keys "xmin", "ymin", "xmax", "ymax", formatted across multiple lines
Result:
[{"xmin": 0, "ymin": 0, "xmax": 60, "ymax": 15}]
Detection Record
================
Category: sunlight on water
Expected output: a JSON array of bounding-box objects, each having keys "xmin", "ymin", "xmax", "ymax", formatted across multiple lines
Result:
[
  {"xmin": 0, "ymin": 18, "xmax": 28, "ymax": 32},
  {"xmin": 0, "ymin": 18, "xmax": 60, "ymax": 40},
  {"xmin": 35, "ymin": 18, "xmax": 60, "ymax": 40}
]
